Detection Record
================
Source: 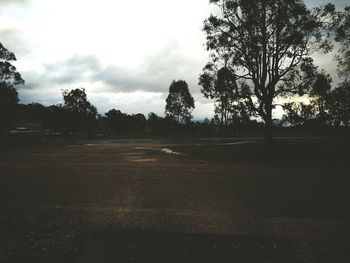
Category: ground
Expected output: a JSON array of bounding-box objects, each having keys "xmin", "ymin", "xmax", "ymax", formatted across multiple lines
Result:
[{"xmin": 0, "ymin": 137, "xmax": 349, "ymax": 262}]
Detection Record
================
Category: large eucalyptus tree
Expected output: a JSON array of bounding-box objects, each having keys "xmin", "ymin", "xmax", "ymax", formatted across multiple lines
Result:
[{"xmin": 201, "ymin": 0, "xmax": 335, "ymax": 141}]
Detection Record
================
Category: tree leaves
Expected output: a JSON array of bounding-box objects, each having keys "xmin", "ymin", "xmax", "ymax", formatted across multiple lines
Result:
[
  {"xmin": 165, "ymin": 80, "xmax": 195, "ymax": 123},
  {"xmin": 0, "ymin": 42, "xmax": 24, "ymax": 129}
]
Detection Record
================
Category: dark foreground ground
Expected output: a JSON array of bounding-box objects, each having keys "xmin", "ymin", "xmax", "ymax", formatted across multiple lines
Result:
[{"xmin": 0, "ymin": 137, "xmax": 349, "ymax": 262}]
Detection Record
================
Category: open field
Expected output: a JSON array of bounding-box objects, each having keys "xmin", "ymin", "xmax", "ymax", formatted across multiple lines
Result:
[{"xmin": 0, "ymin": 138, "xmax": 349, "ymax": 262}]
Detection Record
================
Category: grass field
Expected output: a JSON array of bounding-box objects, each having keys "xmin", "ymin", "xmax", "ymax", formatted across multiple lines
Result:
[{"xmin": 0, "ymin": 137, "xmax": 349, "ymax": 262}]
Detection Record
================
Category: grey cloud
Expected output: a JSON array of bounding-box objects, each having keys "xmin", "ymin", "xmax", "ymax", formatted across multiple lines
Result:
[
  {"xmin": 0, "ymin": 0, "xmax": 28, "ymax": 10},
  {"xmin": 97, "ymin": 42, "xmax": 206, "ymax": 94},
  {"xmin": 88, "ymin": 93, "xmax": 166, "ymax": 116},
  {"xmin": 22, "ymin": 42, "xmax": 207, "ymax": 100},
  {"xmin": 306, "ymin": 0, "xmax": 349, "ymax": 9},
  {"xmin": 21, "ymin": 71, "xmax": 41, "ymax": 90},
  {"xmin": 36, "ymin": 45, "xmax": 190, "ymax": 93},
  {"xmin": 19, "ymin": 90, "xmax": 61, "ymax": 106},
  {"xmin": 21, "ymin": 54, "xmax": 102, "ymax": 90},
  {"xmin": 96, "ymin": 66, "xmax": 152, "ymax": 92},
  {"xmin": 45, "ymin": 55, "xmax": 102, "ymax": 84},
  {"xmin": 0, "ymin": 0, "xmax": 27, "ymax": 3},
  {"xmin": 0, "ymin": 29, "xmax": 31, "ymax": 57},
  {"xmin": 142, "ymin": 42, "xmax": 204, "ymax": 92}
]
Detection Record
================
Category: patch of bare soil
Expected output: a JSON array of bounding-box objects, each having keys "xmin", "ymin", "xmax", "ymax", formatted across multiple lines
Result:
[{"xmin": 0, "ymin": 139, "xmax": 349, "ymax": 262}]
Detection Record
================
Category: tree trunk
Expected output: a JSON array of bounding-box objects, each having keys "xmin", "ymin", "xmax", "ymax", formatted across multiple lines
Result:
[{"xmin": 264, "ymin": 106, "xmax": 273, "ymax": 143}]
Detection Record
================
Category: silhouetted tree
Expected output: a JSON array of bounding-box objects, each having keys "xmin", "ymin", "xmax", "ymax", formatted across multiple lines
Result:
[
  {"xmin": 310, "ymin": 73, "xmax": 332, "ymax": 126},
  {"xmin": 147, "ymin": 112, "xmax": 178, "ymax": 134},
  {"xmin": 202, "ymin": 0, "xmax": 335, "ymax": 141},
  {"xmin": 105, "ymin": 109, "xmax": 137, "ymax": 135},
  {"xmin": 335, "ymin": 6, "xmax": 350, "ymax": 82},
  {"xmin": 17, "ymin": 103, "xmax": 50, "ymax": 130},
  {"xmin": 165, "ymin": 80, "xmax": 195, "ymax": 123},
  {"xmin": 148, "ymin": 112, "xmax": 162, "ymax": 134},
  {"xmin": 62, "ymin": 88, "xmax": 97, "ymax": 134},
  {"xmin": 282, "ymin": 102, "xmax": 315, "ymax": 127},
  {"xmin": 45, "ymin": 105, "xmax": 68, "ymax": 133},
  {"xmin": 131, "ymin": 113, "xmax": 147, "ymax": 134},
  {"xmin": 200, "ymin": 66, "xmax": 252, "ymax": 127},
  {"xmin": 328, "ymin": 6, "xmax": 350, "ymax": 130},
  {"xmin": 282, "ymin": 73, "xmax": 333, "ymax": 128},
  {"xmin": 0, "ymin": 42, "xmax": 24, "ymax": 130},
  {"xmin": 327, "ymin": 82, "xmax": 350, "ymax": 128}
]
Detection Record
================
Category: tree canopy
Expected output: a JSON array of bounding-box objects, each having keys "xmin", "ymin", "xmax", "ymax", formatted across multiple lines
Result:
[
  {"xmin": 0, "ymin": 42, "xmax": 24, "ymax": 130},
  {"xmin": 62, "ymin": 88, "xmax": 97, "ymax": 133},
  {"xmin": 327, "ymin": 82, "xmax": 350, "ymax": 128},
  {"xmin": 335, "ymin": 6, "xmax": 350, "ymax": 82},
  {"xmin": 199, "ymin": 65, "xmax": 251, "ymax": 126},
  {"xmin": 165, "ymin": 80, "xmax": 195, "ymax": 123}
]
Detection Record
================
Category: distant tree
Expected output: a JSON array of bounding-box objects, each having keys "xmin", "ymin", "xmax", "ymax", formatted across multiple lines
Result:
[
  {"xmin": 104, "ymin": 111, "xmax": 147, "ymax": 135},
  {"xmin": 147, "ymin": 112, "xmax": 178, "ymax": 134},
  {"xmin": 104, "ymin": 109, "xmax": 135, "ymax": 135},
  {"xmin": 46, "ymin": 105, "xmax": 68, "ymax": 133},
  {"xmin": 148, "ymin": 112, "xmax": 162, "ymax": 134},
  {"xmin": 311, "ymin": 73, "xmax": 332, "ymax": 98},
  {"xmin": 228, "ymin": 101, "xmax": 251, "ymax": 127},
  {"xmin": 62, "ymin": 88, "xmax": 97, "ymax": 133},
  {"xmin": 329, "ymin": 6, "xmax": 350, "ymax": 130},
  {"xmin": 17, "ymin": 103, "xmax": 50, "ymax": 130},
  {"xmin": 282, "ymin": 73, "xmax": 332, "ymax": 127},
  {"xmin": 165, "ymin": 80, "xmax": 195, "ymax": 123},
  {"xmin": 327, "ymin": 82, "xmax": 350, "ymax": 128},
  {"xmin": 282, "ymin": 102, "xmax": 315, "ymax": 127},
  {"xmin": 163, "ymin": 115, "xmax": 179, "ymax": 133},
  {"xmin": 200, "ymin": 65, "xmax": 251, "ymax": 126},
  {"xmin": 131, "ymin": 113, "xmax": 147, "ymax": 134},
  {"xmin": 202, "ymin": 0, "xmax": 335, "ymax": 141},
  {"xmin": 0, "ymin": 42, "xmax": 24, "ymax": 130},
  {"xmin": 310, "ymin": 73, "xmax": 332, "ymax": 126}
]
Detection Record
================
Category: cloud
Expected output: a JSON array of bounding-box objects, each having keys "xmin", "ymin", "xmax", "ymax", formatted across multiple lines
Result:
[
  {"xmin": 22, "ymin": 39, "xmax": 207, "ymax": 95},
  {"xmin": 0, "ymin": 0, "xmax": 28, "ymax": 9},
  {"xmin": 0, "ymin": 29, "xmax": 31, "ymax": 57},
  {"xmin": 96, "ymin": 41, "xmax": 207, "ymax": 94},
  {"xmin": 17, "ymin": 47, "xmax": 213, "ymax": 118},
  {"xmin": 44, "ymin": 55, "xmax": 102, "ymax": 84},
  {"xmin": 21, "ymin": 54, "xmax": 102, "ymax": 89},
  {"xmin": 3, "ymin": 0, "xmax": 211, "ymax": 118},
  {"xmin": 306, "ymin": 0, "xmax": 349, "ymax": 9},
  {"xmin": 19, "ymin": 87, "xmax": 62, "ymax": 106},
  {"xmin": 96, "ymin": 66, "xmax": 148, "ymax": 92},
  {"xmin": 18, "ymin": 41, "xmax": 213, "ymax": 119},
  {"xmin": 88, "ymin": 91, "xmax": 166, "ymax": 116},
  {"xmin": 0, "ymin": 0, "xmax": 27, "ymax": 4}
]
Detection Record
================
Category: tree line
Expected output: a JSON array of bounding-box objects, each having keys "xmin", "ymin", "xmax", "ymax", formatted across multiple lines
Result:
[
  {"xmin": 6, "ymin": 86, "xmax": 262, "ymax": 137},
  {"xmin": 1, "ymin": 1, "xmax": 349, "ymax": 141}
]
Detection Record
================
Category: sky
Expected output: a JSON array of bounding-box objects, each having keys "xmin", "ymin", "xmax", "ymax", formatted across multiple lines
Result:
[{"xmin": 0, "ymin": 0, "xmax": 348, "ymax": 120}]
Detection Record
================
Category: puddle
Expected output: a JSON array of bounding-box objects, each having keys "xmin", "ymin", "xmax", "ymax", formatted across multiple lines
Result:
[
  {"xmin": 121, "ymin": 152, "xmax": 146, "ymax": 155},
  {"xmin": 134, "ymin": 147, "xmax": 153, "ymax": 151},
  {"xmin": 134, "ymin": 147, "xmax": 182, "ymax": 156},
  {"xmin": 161, "ymin": 148, "xmax": 181, "ymax": 155},
  {"xmin": 126, "ymin": 156, "xmax": 157, "ymax": 162},
  {"xmin": 131, "ymin": 158, "xmax": 157, "ymax": 162},
  {"xmin": 215, "ymin": 141, "xmax": 257, "ymax": 146}
]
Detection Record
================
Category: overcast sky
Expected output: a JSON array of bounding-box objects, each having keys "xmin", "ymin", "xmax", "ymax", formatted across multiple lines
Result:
[{"xmin": 0, "ymin": 0, "xmax": 348, "ymax": 119}]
